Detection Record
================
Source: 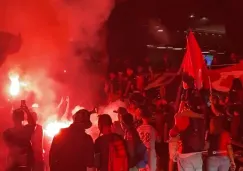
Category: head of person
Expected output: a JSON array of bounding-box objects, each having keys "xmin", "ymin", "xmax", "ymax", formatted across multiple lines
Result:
[
  {"xmin": 156, "ymin": 98, "xmax": 168, "ymax": 109},
  {"xmin": 12, "ymin": 109, "xmax": 25, "ymax": 126},
  {"xmin": 126, "ymin": 67, "xmax": 134, "ymax": 76},
  {"xmin": 114, "ymin": 107, "xmax": 128, "ymax": 122},
  {"xmin": 129, "ymin": 92, "xmax": 145, "ymax": 111},
  {"xmin": 72, "ymin": 109, "xmax": 92, "ymax": 129},
  {"xmin": 137, "ymin": 106, "xmax": 151, "ymax": 121},
  {"xmin": 109, "ymin": 72, "xmax": 116, "ymax": 80},
  {"xmin": 137, "ymin": 65, "xmax": 144, "ymax": 74},
  {"xmin": 174, "ymin": 115, "xmax": 190, "ymax": 132},
  {"xmin": 98, "ymin": 114, "xmax": 113, "ymax": 134},
  {"xmin": 182, "ymin": 73, "xmax": 194, "ymax": 89},
  {"xmin": 209, "ymin": 117, "xmax": 224, "ymax": 135},
  {"xmin": 120, "ymin": 113, "xmax": 134, "ymax": 130}
]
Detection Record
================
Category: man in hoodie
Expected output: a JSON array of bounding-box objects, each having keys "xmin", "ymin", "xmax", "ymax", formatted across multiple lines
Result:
[{"xmin": 49, "ymin": 109, "xmax": 94, "ymax": 171}]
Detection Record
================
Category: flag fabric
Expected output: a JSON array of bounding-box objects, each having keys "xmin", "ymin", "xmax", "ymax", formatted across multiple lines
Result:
[
  {"xmin": 208, "ymin": 61, "xmax": 243, "ymax": 92},
  {"xmin": 145, "ymin": 72, "xmax": 178, "ymax": 90},
  {"xmin": 182, "ymin": 31, "xmax": 208, "ymax": 89}
]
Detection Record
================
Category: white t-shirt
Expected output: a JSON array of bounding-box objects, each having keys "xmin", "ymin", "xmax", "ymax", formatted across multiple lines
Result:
[
  {"xmin": 137, "ymin": 124, "xmax": 157, "ymax": 171},
  {"xmin": 137, "ymin": 124, "xmax": 157, "ymax": 150}
]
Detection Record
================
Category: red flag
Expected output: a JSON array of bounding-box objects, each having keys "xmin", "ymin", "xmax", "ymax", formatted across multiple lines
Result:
[
  {"xmin": 182, "ymin": 31, "xmax": 208, "ymax": 89},
  {"xmin": 208, "ymin": 61, "xmax": 243, "ymax": 92}
]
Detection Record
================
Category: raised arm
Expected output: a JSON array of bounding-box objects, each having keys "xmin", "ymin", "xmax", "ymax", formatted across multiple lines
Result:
[
  {"xmin": 62, "ymin": 96, "xmax": 70, "ymax": 119},
  {"xmin": 57, "ymin": 97, "xmax": 64, "ymax": 111},
  {"xmin": 124, "ymin": 81, "xmax": 131, "ymax": 98},
  {"xmin": 23, "ymin": 107, "xmax": 36, "ymax": 125}
]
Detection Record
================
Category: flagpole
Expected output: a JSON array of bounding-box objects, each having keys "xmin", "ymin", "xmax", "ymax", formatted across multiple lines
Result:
[
  {"xmin": 175, "ymin": 32, "xmax": 189, "ymax": 112},
  {"xmin": 208, "ymin": 76, "xmax": 212, "ymax": 95}
]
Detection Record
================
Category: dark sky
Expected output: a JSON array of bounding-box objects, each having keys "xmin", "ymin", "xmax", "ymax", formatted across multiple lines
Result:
[{"xmin": 107, "ymin": 0, "xmax": 243, "ymax": 60}]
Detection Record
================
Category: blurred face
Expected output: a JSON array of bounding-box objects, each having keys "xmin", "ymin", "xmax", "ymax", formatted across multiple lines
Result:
[
  {"xmin": 109, "ymin": 73, "xmax": 116, "ymax": 79},
  {"xmin": 129, "ymin": 103, "xmax": 137, "ymax": 111},
  {"xmin": 156, "ymin": 99, "xmax": 167, "ymax": 109},
  {"xmin": 135, "ymin": 108, "xmax": 142, "ymax": 119},
  {"xmin": 137, "ymin": 66, "xmax": 143, "ymax": 73},
  {"xmin": 126, "ymin": 68, "xmax": 133, "ymax": 76}
]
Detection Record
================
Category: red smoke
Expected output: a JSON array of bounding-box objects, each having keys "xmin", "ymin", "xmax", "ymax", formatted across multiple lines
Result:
[
  {"xmin": 0, "ymin": 0, "xmax": 114, "ymax": 169},
  {"xmin": 0, "ymin": 0, "xmax": 113, "ymax": 110}
]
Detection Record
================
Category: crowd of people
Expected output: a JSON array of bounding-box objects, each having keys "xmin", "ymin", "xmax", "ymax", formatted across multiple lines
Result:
[{"xmin": 2, "ymin": 54, "xmax": 243, "ymax": 171}]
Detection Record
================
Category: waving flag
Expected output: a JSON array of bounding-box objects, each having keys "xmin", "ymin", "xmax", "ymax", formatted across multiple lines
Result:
[
  {"xmin": 208, "ymin": 61, "xmax": 243, "ymax": 92},
  {"xmin": 182, "ymin": 31, "xmax": 208, "ymax": 89}
]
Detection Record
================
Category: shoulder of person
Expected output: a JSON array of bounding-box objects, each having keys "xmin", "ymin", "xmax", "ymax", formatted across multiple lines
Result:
[
  {"xmin": 84, "ymin": 133, "xmax": 94, "ymax": 142},
  {"xmin": 25, "ymin": 124, "xmax": 36, "ymax": 129},
  {"xmin": 55, "ymin": 127, "xmax": 69, "ymax": 137},
  {"xmin": 36, "ymin": 124, "xmax": 42, "ymax": 128},
  {"xmin": 3, "ymin": 128, "xmax": 12, "ymax": 138}
]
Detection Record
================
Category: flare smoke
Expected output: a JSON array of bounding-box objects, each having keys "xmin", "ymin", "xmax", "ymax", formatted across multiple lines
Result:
[{"xmin": 0, "ymin": 0, "xmax": 114, "ymax": 113}]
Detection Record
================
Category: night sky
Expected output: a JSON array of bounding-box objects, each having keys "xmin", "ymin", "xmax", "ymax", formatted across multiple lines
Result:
[{"xmin": 107, "ymin": 0, "xmax": 243, "ymax": 61}]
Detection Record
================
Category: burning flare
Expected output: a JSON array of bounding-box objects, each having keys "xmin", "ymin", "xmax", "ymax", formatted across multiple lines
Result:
[
  {"xmin": 9, "ymin": 73, "xmax": 20, "ymax": 96},
  {"xmin": 44, "ymin": 121, "xmax": 71, "ymax": 138}
]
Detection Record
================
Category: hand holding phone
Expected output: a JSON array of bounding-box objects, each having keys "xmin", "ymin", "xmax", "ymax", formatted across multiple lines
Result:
[
  {"xmin": 20, "ymin": 100, "xmax": 29, "ymax": 113},
  {"xmin": 21, "ymin": 100, "xmax": 26, "ymax": 108}
]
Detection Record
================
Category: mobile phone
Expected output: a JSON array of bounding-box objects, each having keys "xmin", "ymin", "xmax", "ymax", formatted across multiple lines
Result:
[{"xmin": 21, "ymin": 100, "xmax": 26, "ymax": 108}]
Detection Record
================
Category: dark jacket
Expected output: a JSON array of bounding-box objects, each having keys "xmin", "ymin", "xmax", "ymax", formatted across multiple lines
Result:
[{"xmin": 49, "ymin": 123, "xmax": 94, "ymax": 171}]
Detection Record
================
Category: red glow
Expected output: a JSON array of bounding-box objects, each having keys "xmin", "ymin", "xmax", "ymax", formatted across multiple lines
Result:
[
  {"xmin": 44, "ymin": 121, "xmax": 71, "ymax": 138},
  {"xmin": 9, "ymin": 72, "xmax": 20, "ymax": 96},
  {"xmin": 32, "ymin": 103, "xmax": 39, "ymax": 108}
]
